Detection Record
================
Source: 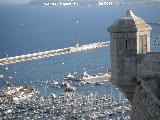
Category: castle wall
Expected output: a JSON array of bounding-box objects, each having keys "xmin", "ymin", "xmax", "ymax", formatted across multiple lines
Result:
[
  {"xmin": 108, "ymin": 10, "xmax": 152, "ymax": 102},
  {"xmin": 110, "ymin": 32, "xmax": 137, "ymax": 101},
  {"xmin": 137, "ymin": 31, "xmax": 150, "ymax": 54},
  {"xmin": 108, "ymin": 10, "xmax": 159, "ymax": 119},
  {"xmin": 132, "ymin": 52, "xmax": 160, "ymax": 120},
  {"xmin": 131, "ymin": 86, "xmax": 160, "ymax": 120},
  {"xmin": 138, "ymin": 52, "xmax": 160, "ymax": 80},
  {"xmin": 110, "ymin": 32, "xmax": 137, "ymax": 85}
]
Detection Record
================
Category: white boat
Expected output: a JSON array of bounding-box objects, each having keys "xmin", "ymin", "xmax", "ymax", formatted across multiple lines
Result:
[
  {"xmin": 154, "ymin": 35, "xmax": 159, "ymax": 45},
  {"xmin": 8, "ymin": 76, "xmax": 12, "ymax": 79},
  {"xmin": 60, "ymin": 81, "xmax": 76, "ymax": 92},
  {"xmin": 80, "ymin": 81, "xmax": 86, "ymax": 85},
  {"xmin": 3, "ymin": 86, "xmax": 37, "ymax": 103},
  {"xmin": 64, "ymin": 72, "xmax": 79, "ymax": 81},
  {"xmin": 5, "ymin": 64, "xmax": 8, "ymax": 70},
  {"xmin": 60, "ymin": 81, "xmax": 70, "ymax": 88},
  {"xmin": 114, "ymin": 106, "xmax": 124, "ymax": 113},
  {"xmin": 50, "ymin": 80, "xmax": 58, "ymax": 87},
  {"xmin": 76, "ymin": 19, "xmax": 79, "ymax": 24},
  {"xmin": 82, "ymin": 70, "xmax": 111, "ymax": 83},
  {"xmin": 0, "ymin": 74, "xmax": 4, "ymax": 79},
  {"xmin": 64, "ymin": 86, "xmax": 76, "ymax": 92}
]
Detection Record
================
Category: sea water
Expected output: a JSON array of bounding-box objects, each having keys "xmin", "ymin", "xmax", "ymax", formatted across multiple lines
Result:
[{"xmin": 0, "ymin": 4, "xmax": 160, "ymax": 97}]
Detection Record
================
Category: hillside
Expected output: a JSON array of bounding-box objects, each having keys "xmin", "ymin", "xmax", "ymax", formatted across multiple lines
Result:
[{"xmin": 28, "ymin": 0, "xmax": 160, "ymax": 6}]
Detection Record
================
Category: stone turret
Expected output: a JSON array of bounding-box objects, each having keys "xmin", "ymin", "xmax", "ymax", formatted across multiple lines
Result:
[{"xmin": 107, "ymin": 10, "xmax": 152, "ymax": 102}]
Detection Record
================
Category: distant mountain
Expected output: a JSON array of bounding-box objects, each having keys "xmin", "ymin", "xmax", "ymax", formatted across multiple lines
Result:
[
  {"xmin": 28, "ymin": 0, "xmax": 160, "ymax": 6},
  {"xmin": 124, "ymin": 0, "xmax": 160, "ymax": 5},
  {"xmin": 28, "ymin": 0, "xmax": 125, "ymax": 6}
]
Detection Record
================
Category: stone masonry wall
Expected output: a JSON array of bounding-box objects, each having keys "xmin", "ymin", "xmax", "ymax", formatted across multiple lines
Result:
[
  {"xmin": 132, "ymin": 53, "xmax": 160, "ymax": 120},
  {"xmin": 131, "ymin": 86, "xmax": 160, "ymax": 120}
]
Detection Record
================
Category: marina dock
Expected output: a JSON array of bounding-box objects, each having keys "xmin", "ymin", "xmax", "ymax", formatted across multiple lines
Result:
[
  {"xmin": 0, "ymin": 41, "xmax": 109, "ymax": 66},
  {"xmin": 0, "ymin": 84, "xmax": 131, "ymax": 120}
]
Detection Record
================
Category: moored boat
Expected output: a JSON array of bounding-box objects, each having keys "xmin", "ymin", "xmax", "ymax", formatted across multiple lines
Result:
[
  {"xmin": 64, "ymin": 73, "xmax": 78, "ymax": 81},
  {"xmin": 154, "ymin": 35, "xmax": 159, "ymax": 45},
  {"xmin": 82, "ymin": 70, "xmax": 111, "ymax": 83}
]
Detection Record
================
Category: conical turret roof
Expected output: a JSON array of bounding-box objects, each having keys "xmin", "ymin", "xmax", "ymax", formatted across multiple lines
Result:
[{"xmin": 108, "ymin": 10, "xmax": 152, "ymax": 32}]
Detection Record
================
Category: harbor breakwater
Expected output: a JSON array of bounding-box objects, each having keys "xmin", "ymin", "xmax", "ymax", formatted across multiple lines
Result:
[{"xmin": 0, "ymin": 41, "xmax": 109, "ymax": 66}]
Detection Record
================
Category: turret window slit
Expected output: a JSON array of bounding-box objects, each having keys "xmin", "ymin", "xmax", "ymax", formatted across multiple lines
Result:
[{"xmin": 125, "ymin": 40, "xmax": 127, "ymax": 49}]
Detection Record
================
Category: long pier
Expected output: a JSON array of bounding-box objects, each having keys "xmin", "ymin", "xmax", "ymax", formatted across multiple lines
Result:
[{"xmin": 0, "ymin": 41, "xmax": 110, "ymax": 66}]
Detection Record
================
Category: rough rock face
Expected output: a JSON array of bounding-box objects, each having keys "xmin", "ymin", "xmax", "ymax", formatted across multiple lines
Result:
[
  {"xmin": 132, "ymin": 52, "xmax": 160, "ymax": 120},
  {"xmin": 131, "ymin": 86, "xmax": 160, "ymax": 120}
]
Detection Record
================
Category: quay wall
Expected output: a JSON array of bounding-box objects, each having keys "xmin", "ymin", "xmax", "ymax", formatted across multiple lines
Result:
[{"xmin": 0, "ymin": 42, "xmax": 109, "ymax": 66}]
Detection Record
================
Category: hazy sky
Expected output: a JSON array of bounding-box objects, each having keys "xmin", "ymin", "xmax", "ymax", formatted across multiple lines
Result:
[{"xmin": 0, "ymin": 0, "xmax": 31, "ymax": 4}]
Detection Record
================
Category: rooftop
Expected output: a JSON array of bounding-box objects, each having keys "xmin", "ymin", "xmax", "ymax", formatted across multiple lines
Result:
[{"xmin": 108, "ymin": 10, "xmax": 152, "ymax": 32}]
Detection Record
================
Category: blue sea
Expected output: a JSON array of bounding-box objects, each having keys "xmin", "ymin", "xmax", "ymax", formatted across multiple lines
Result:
[{"xmin": 0, "ymin": 4, "xmax": 160, "ymax": 97}]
